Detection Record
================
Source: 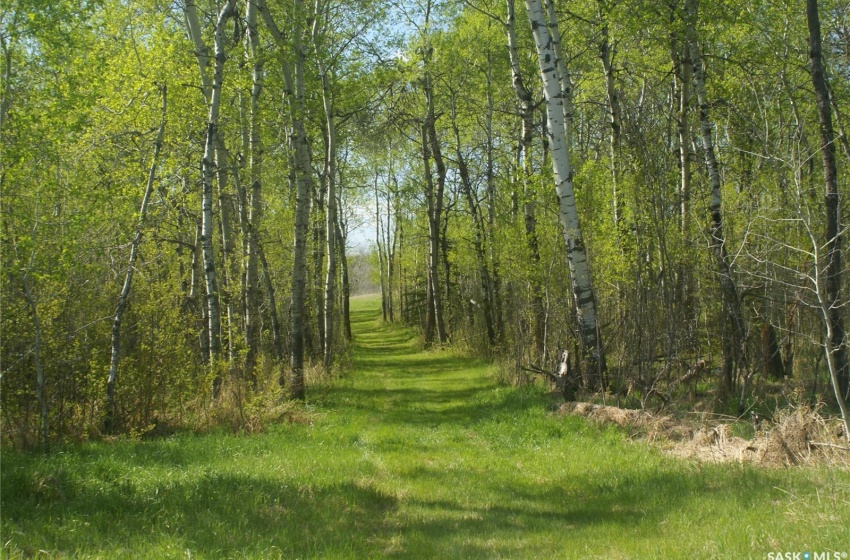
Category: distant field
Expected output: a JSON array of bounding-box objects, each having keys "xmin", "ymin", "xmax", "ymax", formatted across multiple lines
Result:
[{"xmin": 3, "ymin": 295, "xmax": 849, "ymax": 559}]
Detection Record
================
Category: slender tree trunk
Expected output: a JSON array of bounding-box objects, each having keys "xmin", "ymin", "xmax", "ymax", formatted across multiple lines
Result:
[
  {"xmin": 258, "ymin": 242, "xmax": 284, "ymax": 361},
  {"xmin": 291, "ymin": 0, "xmax": 312, "ymax": 399},
  {"xmin": 507, "ymin": 0, "xmax": 544, "ymax": 359},
  {"xmin": 311, "ymin": 180, "xmax": 326, "ymax": 358},
  {"xmin": 484, "ymin": 58, "xmax": 503, "ymax": 340},
  {"xmin": 431, "ymin": 154, "xmax": 447, "ymax": 342},
  {"xmin": 311, "ymin": 1, "xmax": 338, "ymax": 368},
  {"xmin": 598, "ymin": 16, "xmax": 623, "ymax": 227},
  {"xmin": 545, "ymin": 0, "xmax": 575, "ymax": 146},
  {"xmin": 685, "ymin": 0, "xmax": 746, "ymax": 400},
  {"xmin": 105, "ymin": 86, "xmax": 167, "ymax": 433},
  {"xmin": 422, "ymin": 122, "xmax": 437, "ymax": 344},
  {"xmin": 452, "ymin": 100, "xmax": 496, "ymax": 345},
  {"xmin": 336, "ymin": 206, "xmax": 352, "ymax": 341},
  {"xmin": 386, "ymin": 178, "xmax": 396, "ymax": 322},
  {"xmin": 183, "ymin": 0, "xmax": 212, "ymax": 95},
  {"xmin": 808, "ymin": 0, "xmax": 850, "ymax": 401},
  {"xmin": 525, "ymin": 0, "xmax": 605, "ymax": 385},
  {"xmin": 184, "ymin": 0, "xmax": 235, "ymax": 387},
  {"xmin": 670, "ymin": 4, "xmax": 696, "ymax": 354},
  {"xmin": 670, "ymin": 18, "xmax": 692, "ymax": 237},
  {"xmin": 244, "ymin": 0, "xmax": 265, "ymax": 381},
  {"xmin": 320, "ymin": 76, "xmax": 337, "ymax": 367},
  {"xmin": 258, "ymin": 0, "xmax": 312, "ymax": 398},
  {"xmin": 375, "ymin": 171, "xmax": 388, "ymax": 322},
  {"xmin": 423, "ymin": 116, "xmax": 447, "ymax": 344},
  {"xmin": 214, "ymin": 139, "xmax": 236, "ymax": 364}
]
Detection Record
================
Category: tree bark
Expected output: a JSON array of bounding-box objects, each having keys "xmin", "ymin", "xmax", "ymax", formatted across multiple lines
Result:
[
  {"xmin": 422, "ymin": 117, "xmax": 447, "ymax": 345},
  {"xmin": 375, "ymin": 170, "xmax": 387, "ymax": 322},
  {"xmin": 525, "ymin": 0, "xmax": 605, "ymax": 385},
  {"xmin": 669, "ymin": 10, "xmax": 692, "ymax": 237},
  {"xmin": 258, "ymin": 241, "xmax": 284, "ymax": 361},
  {"xmin": 184, "ymin": 0, "xmax": 235, "ymax": 383},
  {"xmin": 311, "ymin": 0, "xmax": 338, "ymax": 368},
  {"xmin": 335, "ymin": 202, "xmax": 352, "ymax": 341},
  {"xmin": 215, "ymin": 137, "xmax": 237, "ymax": 364},
  {"xmin": 105, "ymin": 86, "xmax": 166, "ymax": 433},
  {"xmin": 320, "ymin": 72, "xmax": 337, "ymax": 367},
  {"xmin": 507, "ymin": 0, "xmax": 545, "ymax": 359},
  {"xmin": 807, "ymin": 0, "xmax": 850, "ymax": 401},
  {"xmin": 685, "ymin": 0, "xmax": 746, "ymax": 400},
  {"xmin": 386, "ymin": 174, "xmax": 397, "ymax": 322},
  {"xmin": 258, "ymin": 0, "xmax": 312, "ymax": 398},
  {"xmin": 484, "ymin": 57, "xmax": 503, "ymax": 340},
  {"xmin": 244, "ymin": 0, "xmax": 265, "ymax": 381},
  {"xmin": 598, "ymin": 14, "xmax": 623, "ymax": 227}
]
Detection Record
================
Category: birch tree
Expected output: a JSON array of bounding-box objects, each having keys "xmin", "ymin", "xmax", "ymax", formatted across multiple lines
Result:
[
  {"xmin": 421, "ymin": 36, "xmax": 447, "ymax": 345},
  {"xmin": 312, "ymin": 0, "xmax": 339, "ymax": 368},
  {"xmin": 183, "ymin": 0, "xmax": 237, "ymax": 376},
  {"xmin": 524, "ymin": 0, "xmax": 605, "ymax": 383},
  {"xmin": 684, "ymin": 0, "xmax": 746, "ymax": 400},
  {"xmin": 259, "ymin": 0, "xmax": 313, "ymax": 399},
  {"xmin": 243, "ymin": 0, "xmax": 265, "ymax": 380}
]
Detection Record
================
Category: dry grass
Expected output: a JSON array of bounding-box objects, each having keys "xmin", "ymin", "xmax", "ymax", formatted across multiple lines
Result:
[{"xmin": 557, "ymin": 401, "xmax": 850, "ymax": 467}]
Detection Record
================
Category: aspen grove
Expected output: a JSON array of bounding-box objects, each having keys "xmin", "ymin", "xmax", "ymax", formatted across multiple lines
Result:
[{"xmin": 3, "ymin": 0, "xmax": 850, "ymax": 447}]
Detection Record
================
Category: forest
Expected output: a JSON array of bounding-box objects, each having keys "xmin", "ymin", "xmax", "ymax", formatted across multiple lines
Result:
[{"xmin": 3, "ymin": 0, "xmax": 850, "ymax": 451}]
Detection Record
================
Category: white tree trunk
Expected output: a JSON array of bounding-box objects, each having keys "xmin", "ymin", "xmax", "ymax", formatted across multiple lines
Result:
[
  {"xmin": 183, "ymin": 0, "xmax": 211, "ymax": 98},
  {"xmin": 525, "ymin": 0, "xmax": 604, "ymax": 381},
  {"xmin": 244, "ymin": 0, "xmax": 265, "ymax": 379},
  {"xmin": 544, "ymin": 0, "xmax": 575, "ymax": 146},
  {"xmin": 312, "ymin": 4, "xmax": 338, "ymax": 368},
  {"xmin": 183, "ymin": 0, "xmax": 236, "ymax": 372}
]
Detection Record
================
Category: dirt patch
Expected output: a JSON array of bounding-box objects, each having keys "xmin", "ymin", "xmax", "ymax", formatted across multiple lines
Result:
[{"xmin": 557, "ymin": 402, "xmax": 849, "ymax": 467}]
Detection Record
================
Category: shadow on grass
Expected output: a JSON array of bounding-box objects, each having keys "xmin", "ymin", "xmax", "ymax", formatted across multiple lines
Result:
[
  {"xmin": 334, "ymin": 385, "xmax": 511, "ymax": 427},
  {"xmin": 4, "ymin": 444, "xmax": 785, "ymax": 559},
  {"xmin": 3, "ymin": 468, "xmax": 398, "ymax": 558}
]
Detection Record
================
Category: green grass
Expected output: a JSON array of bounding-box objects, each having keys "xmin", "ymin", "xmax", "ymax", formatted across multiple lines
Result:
[{"xmin": 3, "ymin": 295, "xmax": 849, "ymax": 559}]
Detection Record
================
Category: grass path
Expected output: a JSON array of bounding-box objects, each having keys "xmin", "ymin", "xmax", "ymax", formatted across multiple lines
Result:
[{"xmin": 3, "ymin": 295, "xmax": 850, "ymax": 559}]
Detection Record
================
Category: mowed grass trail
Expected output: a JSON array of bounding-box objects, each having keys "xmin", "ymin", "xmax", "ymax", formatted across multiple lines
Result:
[{"xmin": 3, "ymin": 295, "xmax": 850, "ymax": 559}]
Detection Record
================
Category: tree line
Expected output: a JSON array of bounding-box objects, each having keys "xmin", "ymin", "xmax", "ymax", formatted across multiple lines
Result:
[{"xmin": 2, "ymin": 0, "xmax": 850, "ymax": 450}]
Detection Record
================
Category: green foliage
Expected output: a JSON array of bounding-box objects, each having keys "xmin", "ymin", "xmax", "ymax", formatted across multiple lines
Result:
[{"xmin": 2, "ymin": 0, "xmax": 849, "ymax": 444}]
